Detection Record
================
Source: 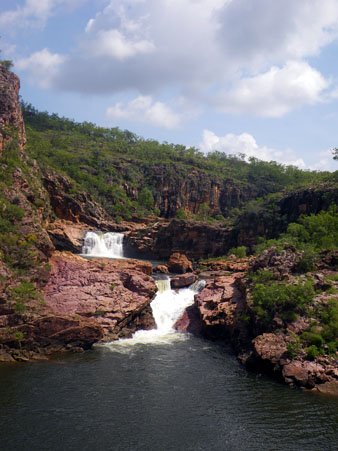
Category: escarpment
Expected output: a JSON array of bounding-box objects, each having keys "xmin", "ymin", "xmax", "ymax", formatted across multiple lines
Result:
[{"xmin": 0, "ymin": 66, "xmax": 26, "ymax": 152}]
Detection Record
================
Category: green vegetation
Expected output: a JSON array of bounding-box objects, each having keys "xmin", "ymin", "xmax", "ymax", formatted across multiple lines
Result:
[
  {"xmin": 254, "ymin": 205, "xmax": 338, "ymax": 256},
  {"xmin": 21, "ymin": 102, "xmax": 334, "ymax": 221},
  {"xmin": 10, "ymin": 281, "xmax": 40, "ymax": 312},
  {"xmin": 251, "ymin": 279, "xmax": 315, "ymax": 324},
  {"xmin": 228, "ymin": 246, "xmax": 247, "ymax": 258}
]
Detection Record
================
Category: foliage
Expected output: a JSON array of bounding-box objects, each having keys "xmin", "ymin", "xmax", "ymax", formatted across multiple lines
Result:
[
  {"xmin": 252, "ymin": 279, "xmax": 315, "ymax": 322},
  {"xmin": 176, "ymin": 208, "xmax": 187, "ymax": 220},
  {"xmin": 254, "ymin": 205, "xmax": 338, "ymax": 259},
  {"xmin": 228, "ymin": 246, "xmax": 247, "ymax": 258},
  {"xmin": 305, "ymin": 345, "xmax": 319, "ymax": 361},
  {"xmin": 20, "ymin": 102, "xmax": 330, "ymax": 221}
]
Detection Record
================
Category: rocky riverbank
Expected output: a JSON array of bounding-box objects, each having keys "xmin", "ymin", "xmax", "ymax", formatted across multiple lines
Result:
[{"xmin": 174, "ymin": 250, "xmax": 338, "ymax": 395}]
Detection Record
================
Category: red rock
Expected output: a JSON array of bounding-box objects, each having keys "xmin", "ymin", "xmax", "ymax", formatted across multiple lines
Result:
[
  {"xmin": 167, "ymin": 252, "xmax": 193, "ymax": 274},
  {"xmin": 316, "ymin": 380, "xmax": 338, "ymax": 396},
  {"xmin": 154, "ymin": 265, "xmax": 169, "ymax": 274},
  {"xmin": 43, "ymin": 252, "xmax": 156, "ymax": 339},
  {"xmin": 173, "ymin": 305, "xmax": 202, "ymax": 335},
  {"xmin": 170, "ymin": 273, "xmax": 197, "ymax": 288},
  {"xmin": 282, "ymin": 361, "xmax": 309, "ymax": 386},
  {"xmin": 0, "ymin": 66, "xmax": 26, "ymax": 152},
  {"xmin": 253, "ymin": 333, "xmax": 288, "ymax": 364}
]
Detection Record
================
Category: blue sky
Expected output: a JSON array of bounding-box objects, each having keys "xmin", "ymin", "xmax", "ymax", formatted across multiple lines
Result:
[{"xmin": 1, "ymin": 0, "xmax": 338, "ymax": 170}]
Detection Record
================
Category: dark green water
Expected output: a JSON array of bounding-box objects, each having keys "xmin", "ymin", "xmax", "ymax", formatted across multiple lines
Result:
[{"xmin": 0, "ymin": 336, "xmax": 337, "ymax": 451}]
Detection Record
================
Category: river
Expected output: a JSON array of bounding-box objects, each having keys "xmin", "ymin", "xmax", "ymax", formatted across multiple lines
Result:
[
  {"xmin": 0, "ymin": 232, "xmax": 337, "ymax": 450},
  {"xmin": 0, "ymin": 337, "xmax": 337, "ymax": 451}
]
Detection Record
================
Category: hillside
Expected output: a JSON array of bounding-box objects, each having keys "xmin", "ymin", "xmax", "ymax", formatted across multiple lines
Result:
[
  {"xmin": 0, "ymin": 65, "xmax": 337, "ymax": 394},
  {"xmin": 21, "ymin": 101, "xmax": 336, "ymax": 223}
]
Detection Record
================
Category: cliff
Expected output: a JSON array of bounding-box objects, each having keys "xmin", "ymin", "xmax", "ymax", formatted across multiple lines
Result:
[
  {"xmin": 0, "ymin": 66, "xmax": 26, "ymax": 152},
  {"xmin": 0, "ymin": 67, "xmax": 158, "ymax": 361}
]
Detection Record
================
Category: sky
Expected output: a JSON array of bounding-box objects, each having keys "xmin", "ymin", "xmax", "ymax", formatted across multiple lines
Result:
[{"xmin": 1, "ymin": 0, "xmax": 338, "ymax": 171}]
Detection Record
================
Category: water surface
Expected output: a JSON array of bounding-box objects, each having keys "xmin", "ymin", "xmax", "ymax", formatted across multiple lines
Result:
[{"xmin": 0, "ymin": 337, "xmax": 337, "ymax": 451}]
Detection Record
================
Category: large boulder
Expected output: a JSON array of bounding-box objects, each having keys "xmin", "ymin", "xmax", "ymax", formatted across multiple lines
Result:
[
  {"xmin": 170, "ymin": 273, "xmax": 197, "ymax": 288},
  {"xmin": 43, "ymin": 252, "xmax": 157, "ymax": 340},
  {"xmin": 167, "ymin": 252, "xmax": 193, "ymax": 274}
]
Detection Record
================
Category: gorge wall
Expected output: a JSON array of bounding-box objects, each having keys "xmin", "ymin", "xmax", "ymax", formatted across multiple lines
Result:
[{"xmin": 0, "ymin": 66, "xmax": 26, "ymax": 152}]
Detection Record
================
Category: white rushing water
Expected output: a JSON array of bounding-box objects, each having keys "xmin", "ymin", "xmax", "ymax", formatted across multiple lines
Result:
[
  {"xmin": 104, "ymin": 276, "xmax": 206, "ymax": 351},
  {"xmin": 82, "ymin": 231, "xmax": 124, "ymax": 258}
]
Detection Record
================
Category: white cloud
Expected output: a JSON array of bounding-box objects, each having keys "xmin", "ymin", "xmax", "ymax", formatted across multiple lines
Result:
[
  {"xmin": 86, "ymin": 29, "xmax": 155, "ymax": 60},
  {"xmin": 15, "ymin": 48, "xmax": 66, "ymax": 88},
  {"xmin": 217, "ymin": 0, "xmax": 338, "ymax": 69},
  {"xmin": 0, "ymin": 0, "xmax": 85, "ymax": 29},
  {"xmin": 106, "ymin": 96, "xmax": 182, "ymax": 129},
  {"xmin": 11, "ymin": 0, "xmax": 338, "ymax": 125},
  {"xmin": 213, "ymin": 61, "xmax": 329, "ymax": 117},
  {"xmin": 200, "ymin": 130, "xmax": 306, "ymax": 168},
  {"xmin": 309, "ymin": 149, "xmax": 337, "ymax": 171}
]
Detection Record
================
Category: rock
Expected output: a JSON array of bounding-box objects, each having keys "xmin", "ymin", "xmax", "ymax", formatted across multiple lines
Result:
[
  {"xmin": 0, "ymin": 348, "xmax": 15, "ymax": 362},
  {"xmin": 282, "ymin": 361, "xmax": 309, "ymax": 386},
  {"xmin": 42, "ymin": 169, "xmax": 109, "ymax": 227},
  {"xmin": 47, "ymin": 221, "xmax": 87, "ymax": 253},
  {"xmin": 0, "ymin": 66, "xmax": 26, "ymax": 153},
  {"xmin": 173, "ymin": 305, "xmax": 202, "ymax": 335},
  {"xmin": 253, "ymin": 333, "xmax": 288, "ymax": 365},
  {"xmin": 200, "ymin": 257, "xmax": 252, "ymax": 273},
  {"xmin": 43, "ymin": 252, "xmax": 156, "ymax": 339},
  {"xmin": 167, "ymin": 252, "xmax": 193, "ymax": 273},
  {"xmin": 154, "ymin": 265, "xmax": 169, "ymax": 274},
  {"xmin": 127, "ymin": 220, "xmax": 234, "ymax": 259},
  {"xmin": 316, "ymin": 380, "xmax": 338, "ymax": 396},
  {"xmin": 250, "ymin": 245, "xmax": 303, "ymax": 278},
  {"xmin": 170, "ymin": 273, "xmax": 198, "ymax": 288},
  {"xmin": 25, "ymin": 316, "xmax": 104, "ymax": 350},
  {"xmin": 192, "ymin": 274, "xmax": 246, "ymax": 340}
]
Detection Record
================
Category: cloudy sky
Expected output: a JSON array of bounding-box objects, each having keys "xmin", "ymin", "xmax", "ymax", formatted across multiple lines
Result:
[{"xmin": 1, "ymin": 0, "xmax": 338, "ymax": 170}]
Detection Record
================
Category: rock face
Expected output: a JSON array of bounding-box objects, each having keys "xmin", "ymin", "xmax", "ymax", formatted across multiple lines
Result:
[
  {"xmin": 0, "ymin": 66, "xmax": 26, "ymax": 152},
  {"xmin": 236, "ymin": 186, "xmax": 338, "ymax": 251},
  {"xmin": 149, "ymin": 165, "xmax": 252, "ymax": 218},
  {"xmin": 44, "ymin": 252, "xmax": 156, "ymax": 340},
  {"xmin": 42, "ymin": 169, "xmax": 109, "ymax": 227},
  {"xmin": 127, "ymin": 220, "xmax": 234, "ymax": 259},
  {"xmin": 47, "ymin": 221, "xmax": 88, "ymax": 253}
]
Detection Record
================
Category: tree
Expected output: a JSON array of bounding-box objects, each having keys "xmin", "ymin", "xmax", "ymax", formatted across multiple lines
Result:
[
  {"xmin": 332, "ymin": 148, "xmax": 338, "ymax": 161},
  {"xmin": 0, "ymin": 44, "xmax": 13, "ymax": 71}
]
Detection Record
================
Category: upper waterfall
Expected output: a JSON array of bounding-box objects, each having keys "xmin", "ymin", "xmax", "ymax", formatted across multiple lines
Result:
[{"xmin": 82, "ymin": 231, "xmax": 124, "ymax": 258}]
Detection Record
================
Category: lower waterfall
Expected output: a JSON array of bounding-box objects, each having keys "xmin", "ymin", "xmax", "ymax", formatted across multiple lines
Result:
[
  {"xmin": 105, "ymin": 276, "xmax": 205, "ymax": 351},
  {"xmin": 82, "ymin": 231, "xmax": 124, "ymax": 258}
]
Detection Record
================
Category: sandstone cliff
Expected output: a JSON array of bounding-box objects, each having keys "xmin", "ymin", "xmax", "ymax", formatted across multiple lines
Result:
[{"xmin": 0, "ymin": 65, "xmax": 26, "ymax": 152}]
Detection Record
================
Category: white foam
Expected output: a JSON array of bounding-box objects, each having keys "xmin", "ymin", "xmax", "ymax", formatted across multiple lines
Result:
[
  {"xmin": 81, "ymin": 231, "xmax": 124, "ymax": 258},
  {"xmin": 102, "ymin": 276, "xmax": 205, "ymax": 352}
]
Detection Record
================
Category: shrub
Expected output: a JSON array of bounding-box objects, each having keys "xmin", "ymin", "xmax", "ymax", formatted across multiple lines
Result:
[
  {"xmin": 301, "ymin": 331, "xmax": 324, "ymax": 347},
  {"xmin": 252, "ymin": 279, "xmax": 315, "ymax": 320},
  {"xmin": 287, "ymin": 340, "xmax": 302, "ymax": 358},
  {"xmin": 249, "ymin": 269, "xmax": 276, "ymax": 284},
  {"xmin": 176, "ymin": 208, "xmax": 187, "ymax": 220},
  {"xmin": 138, "ymin": 187, "xmax": 154, "ymax": 210},
  {"xmin": 110, "ymin": 283, "xmax": 115, "ymax": 291},
  {"xmin": 228, "ymin": 246, "xmax": 247, "ymax": 258},
  {"xmin": 305, "ymin": 345, "xmax": 319, "ymax": 361}
]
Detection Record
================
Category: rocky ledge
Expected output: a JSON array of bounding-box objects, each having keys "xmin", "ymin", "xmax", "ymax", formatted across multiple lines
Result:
[
  {"xmin": 175, "ymin": 251, "xmax": 338, "ymax": 395},
  {"xmin": 44, "ymin": 252, "xmax": 157, "ymax": 341},
  {"xmin": 0, "ymin": 253, "xmax": 157, "ymax": 362}
]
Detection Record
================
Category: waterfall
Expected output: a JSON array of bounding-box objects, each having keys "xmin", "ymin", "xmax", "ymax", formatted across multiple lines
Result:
[
  {"xmin": 82, "ymin": 231, "xmax": 124, "ymax": 258},
  {"xmin": 104, "ymin": 276, "xmax": 205, "ymax": 351}
]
